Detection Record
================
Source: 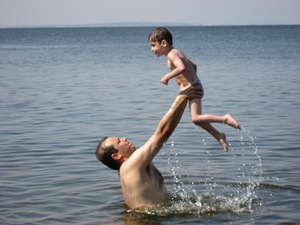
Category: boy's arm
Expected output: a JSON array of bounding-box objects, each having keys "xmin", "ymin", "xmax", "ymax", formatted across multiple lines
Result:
[
  {"xmin": 128, "ymin": 86, "xmax": 203, "ymax": 169},
  {"xmin": 161, "ymin": 51, "xmax": 186, "ymax": 85}
]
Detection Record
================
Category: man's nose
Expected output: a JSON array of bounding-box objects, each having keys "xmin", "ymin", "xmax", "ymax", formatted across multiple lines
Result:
[{"xmin": 121, "ymin": 137, "xmax": 127, "ymax": 142}]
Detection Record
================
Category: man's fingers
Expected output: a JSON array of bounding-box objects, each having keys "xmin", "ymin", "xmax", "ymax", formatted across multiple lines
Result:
[
  {"xmin": 179, "ymin": 85, "xmax": 203, "ymax": 99},
  {"xmin": 180, "ymin": 84, "xmax": 203, "ymax": 98},
  {"xmin": 189, "ymin": 86, "xmax": 203, "ymax": 99},
  {"xmin": 190, "ymin": 81, "xmax": 200, "ymax": 86}
]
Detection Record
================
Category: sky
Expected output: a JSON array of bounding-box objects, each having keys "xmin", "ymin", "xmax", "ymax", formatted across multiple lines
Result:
[{"xmin": 0, "ymin": 0, "xmax": 300, "ymax": 28}]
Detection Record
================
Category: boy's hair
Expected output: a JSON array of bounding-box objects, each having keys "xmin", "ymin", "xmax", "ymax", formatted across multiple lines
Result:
[{"xmin": 148, "ymin": 27, "xmax": 173, "ymax": 46}]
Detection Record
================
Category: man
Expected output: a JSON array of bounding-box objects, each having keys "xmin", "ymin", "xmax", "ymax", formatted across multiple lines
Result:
[{"xmin": 96, "ymin": 85, "xmax": 202, "ymax": 209}]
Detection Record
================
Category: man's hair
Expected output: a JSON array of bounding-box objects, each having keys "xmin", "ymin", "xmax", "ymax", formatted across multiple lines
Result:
[
  {"xmin": 148, "ymin": 27, "xmax": 173, "ymax": 46},
  {"xmin": 95, "ymin": 137, "xmax": 120, "ymax": 170}
]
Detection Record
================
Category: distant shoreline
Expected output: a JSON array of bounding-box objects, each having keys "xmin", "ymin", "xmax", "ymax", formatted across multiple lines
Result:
[{"xmin": 0, "ymin": 22, "xmax": 299, "ymax": 29}]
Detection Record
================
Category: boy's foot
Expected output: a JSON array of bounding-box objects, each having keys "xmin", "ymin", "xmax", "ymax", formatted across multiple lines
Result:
[
  {"xmin": 224, "ymin": 114, "xmax": 240, "ymax": 130},
  {"xmin": 219, "ymin": 133, "xmax": 229, "ymax": 152}
]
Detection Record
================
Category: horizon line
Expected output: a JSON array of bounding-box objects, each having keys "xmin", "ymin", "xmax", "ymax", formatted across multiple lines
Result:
[{"xmin": 1, "ymin": 22, "xmax": 299, "ymax": 29}]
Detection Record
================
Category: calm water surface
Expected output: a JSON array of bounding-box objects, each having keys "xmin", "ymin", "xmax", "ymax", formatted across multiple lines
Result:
[{"xmin": 0, "ymin": 26, "xmax": 300, "ymax": 224}]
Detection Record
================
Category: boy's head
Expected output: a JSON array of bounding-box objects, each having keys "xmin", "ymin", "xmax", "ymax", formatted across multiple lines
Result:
[{"xmin": 148, "ymin": 27, "xmax": 173, "ymax": 46}]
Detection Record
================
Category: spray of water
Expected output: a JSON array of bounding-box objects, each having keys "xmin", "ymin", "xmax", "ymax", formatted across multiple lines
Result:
[{"xmin": 133, "ymin": 125, "xmax": 264, "ymax": 216}]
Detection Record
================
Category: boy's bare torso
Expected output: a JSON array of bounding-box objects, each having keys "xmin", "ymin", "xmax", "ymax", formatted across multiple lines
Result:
[
  {"xmin": 168, "ymin": 48, "xmax": 199, "ymax": 89},
  {"xmin": 119, "ymin": 162, "xmax": 167, "ymax": 209}
]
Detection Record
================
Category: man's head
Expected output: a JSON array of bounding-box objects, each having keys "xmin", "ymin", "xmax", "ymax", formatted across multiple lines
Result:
[
  {"xmin": 148, "ymin": 27, "xmax": 173, "ymax": 46},
  {"xmin": 96, "ymin": 137, "xmax": 136, "ymax": 170}
]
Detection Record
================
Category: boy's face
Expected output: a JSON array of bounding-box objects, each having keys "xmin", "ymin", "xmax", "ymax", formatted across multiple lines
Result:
[{"xmin": 149, "ymin": 40, "xmax": 166, "ymax": 57}]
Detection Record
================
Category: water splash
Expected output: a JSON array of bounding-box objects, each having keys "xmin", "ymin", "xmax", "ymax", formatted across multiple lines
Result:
[
  {"xmin": 166, "ymin": 140, "xmax": 198, "ymax": 204},
  {"xmin": 229, "ymin": 126, "xmax": 263, "ymax": 201},
  {"xmin": 142, "ymin": 125, "xmax": 264, "ymax": 216}
]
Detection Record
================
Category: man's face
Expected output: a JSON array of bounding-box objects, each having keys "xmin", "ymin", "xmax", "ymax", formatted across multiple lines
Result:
[{"xmin": 102, "ymin": 137, "xmax": 136, "ymax": 159}]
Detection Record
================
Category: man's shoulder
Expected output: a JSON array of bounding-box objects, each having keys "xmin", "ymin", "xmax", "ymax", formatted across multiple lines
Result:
[
  {"xmin": 121, "ymin": 139, "xmax": 160, "ymax": 172},
  {"xmin": 119, "ymin": 161, "xmax": 149, "ymax": 184},
  {"xmin": 119, "ymin": 150, "xmax": 144, "ymax": 173}
]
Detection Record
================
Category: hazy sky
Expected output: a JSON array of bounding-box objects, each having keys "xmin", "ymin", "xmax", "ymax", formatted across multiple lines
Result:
[{"xmin": 1, "ymin": 0, "xmax": 300, "ymax": 27}]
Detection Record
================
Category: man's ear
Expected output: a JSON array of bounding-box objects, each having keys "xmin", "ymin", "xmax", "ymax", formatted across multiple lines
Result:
[{"xmin": 111, "ymin": 153, "xmax": 121, "ymax": 160}]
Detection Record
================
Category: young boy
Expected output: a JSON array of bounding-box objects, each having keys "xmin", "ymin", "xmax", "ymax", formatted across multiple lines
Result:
[{"xmin": 148, "ymin": 27, "xmax": 240, "ymax": 151}]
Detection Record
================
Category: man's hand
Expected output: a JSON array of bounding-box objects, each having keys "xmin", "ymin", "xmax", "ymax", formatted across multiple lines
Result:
[{"xmin": 179, "ymin": 84, "xmax": 203, "ymax": 100}]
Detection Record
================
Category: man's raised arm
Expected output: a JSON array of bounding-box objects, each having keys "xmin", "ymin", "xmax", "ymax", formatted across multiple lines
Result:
[
  {"xmin": 153, "ymin": 86, "xmax": 202, "ymax": 145},
  {"xmin": 135, "ymin": 86, "xmax": 203, "ymax": 166}
]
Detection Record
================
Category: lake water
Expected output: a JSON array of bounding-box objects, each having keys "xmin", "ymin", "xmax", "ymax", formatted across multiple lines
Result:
[{"xmin": 0, "ymin": 26, "xmax": 299, "ymax": 224}]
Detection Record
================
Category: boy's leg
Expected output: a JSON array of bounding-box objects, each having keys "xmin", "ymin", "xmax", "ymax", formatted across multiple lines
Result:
[
  {"xmin": 189, "ymin": 99, "xmax": 240, "ymax": 129},
  {"xmin": 197, "ymin": 121, "xmax": 229, "ymax": 152},
  {"xmin": 189, "ymin": 99, "xmax": 230, "ymax": 151}
]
